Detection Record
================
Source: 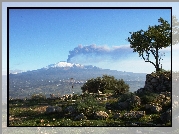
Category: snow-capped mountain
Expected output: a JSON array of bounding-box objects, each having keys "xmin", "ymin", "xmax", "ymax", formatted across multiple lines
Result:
[
  {"xmin": 46, "ymin": 61, "xmax": 83, "ymax": 68},
  {"xmin": 9, "ymin": 62, "xmax": 146, "ymax": 99},
  {"xmin": 9, "ymin": 62, "xmax": 100, "ymax": 75},
  {"xmin": 9, "ymin": 69, "xmax": 25, "ymax": 74},
  {"xmin": 44, "ymin": 61, "xmax": 98, "ymax": 70}
]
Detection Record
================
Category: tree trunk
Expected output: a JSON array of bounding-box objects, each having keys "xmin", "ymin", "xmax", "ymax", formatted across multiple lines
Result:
[{"xmin": 156, "ymin": 44, "xmax": 160, "ymax": 72}]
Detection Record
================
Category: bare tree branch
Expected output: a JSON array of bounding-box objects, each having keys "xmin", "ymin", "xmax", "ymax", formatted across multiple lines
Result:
[{"xmin": 141, "ymin": 52, "xmax": 156, "ymax": 68}]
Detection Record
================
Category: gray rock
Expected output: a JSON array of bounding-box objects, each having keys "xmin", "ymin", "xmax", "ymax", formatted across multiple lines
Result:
[
  {"xmin": 74, "ymin": 113, "xmax": 87, "ymax": 121},
  {"xmin": 46, "ymin": 106, "xmax": 56, "ymax": 113},
  {"xmin": 54, "ymin": 106, "xmax": 62, "ymax": 113},
  {"xmin": 151, "ymin": 105, "xmax": 162, "ymax": 113},
  {"xmin": 46, "ymin": 106, "xmax": 63, "ymax": 113},
  {"xmin": 65, "ymin": 106, "xmax": 75, "ymax": 114}
]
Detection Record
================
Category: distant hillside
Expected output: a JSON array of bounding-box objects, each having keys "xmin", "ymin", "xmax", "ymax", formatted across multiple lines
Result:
[{"xmin": 9, "ymin": 62, "xmax": 146, "ymax": 99}]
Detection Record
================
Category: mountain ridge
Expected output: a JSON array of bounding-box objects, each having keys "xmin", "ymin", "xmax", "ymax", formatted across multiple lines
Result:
[
  {"xmin": 9, "ymin": 61, "xmax": 102, "ymax": 74},
  {"xmin": 9, "ymin": 61, "xmax": 147, "ymax": 99}
]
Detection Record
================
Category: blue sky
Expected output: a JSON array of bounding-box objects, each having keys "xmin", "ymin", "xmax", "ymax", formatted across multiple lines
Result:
[{"xmin": 8, "ymin": 8, "xmax": 172, "ymax": 73}]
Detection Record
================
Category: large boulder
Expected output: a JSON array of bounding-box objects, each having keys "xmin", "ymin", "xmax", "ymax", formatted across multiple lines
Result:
[
  {"xmin": 46, "ymin": 106, "xmax": 56, "ymax": 113},
  {"xmin": 45, "ymin": 106, "xmax": 63, "ymax": 114}
]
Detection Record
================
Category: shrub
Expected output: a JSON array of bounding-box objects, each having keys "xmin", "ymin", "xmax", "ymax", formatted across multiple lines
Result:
[
  {"xmin": 118, "ymin": 92, "xmax": 132, "ymax": 102},
  {"xmin": 75, "ymin": 94, "xmax": 105, "ymax": 117},
  {"xmin": 81, "ymin": 75, "xmax": 129, "ymax": 95},
  {"xmin": 136, "ymin": 92, "xmax": 158, "ymax": 104}
]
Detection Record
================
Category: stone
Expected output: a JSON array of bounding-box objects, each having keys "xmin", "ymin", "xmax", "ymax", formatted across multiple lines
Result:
[
  {"xmin": 136, "ymin": 111, "xmax": 145, "ymax": 118},
  {"xmin": 54, "ymin": 106, "xmax": 62, "ymax": 113},
  {"xmin": 142, "ymin": 72, "xmax": 171, "ymax": 93},
  {"xmin": 65, "ymin": 106, "xmax": 75, "ymax": 114},
  {"xmin": 145, "ymin": 104, "xmax": 162, "ymax": 113},
  {"xmin": 45, "ymin": 106, "xmax": 63, "ymax": 113},
  {"xmin": 131, "ymin": 95, "xmax": 141, "ymax": 106},
  {"xmin": 95, "ymin": 111, "xmax": 109, "ymax": 120},
  {"xmin": 46, "ymin": 106, "xmax": 55, "ymax": 113},
  {"xmin": 151, "ymin": 105, "xmax": 162, "ymax": 113}
]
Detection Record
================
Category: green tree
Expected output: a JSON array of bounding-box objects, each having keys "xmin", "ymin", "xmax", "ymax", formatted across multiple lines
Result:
[
  {"xmin": 81, "ymin": 77, "xmax": 106, "ymax": 93},
  {"xmin": 127, "ymin": 17, "xmax": 171, "ymax": 72},
  {"xmin": 81, "ymin": 75, "xmax": 129, "ymax": 95}
]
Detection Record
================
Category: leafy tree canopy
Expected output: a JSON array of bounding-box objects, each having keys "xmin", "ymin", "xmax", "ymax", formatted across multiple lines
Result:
[
  {"xmin": 127, "ymin": 17, "xmax": 171, "ymax": 72},
  {"xmin": 81, "ymin": 75, "xmax": 129, "ymax": 95}
]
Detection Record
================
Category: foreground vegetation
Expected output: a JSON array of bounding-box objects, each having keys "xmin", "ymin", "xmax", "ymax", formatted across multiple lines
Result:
[{"xmin": 9, "ymin": 73, "xmax": 171, "ymax": 127}]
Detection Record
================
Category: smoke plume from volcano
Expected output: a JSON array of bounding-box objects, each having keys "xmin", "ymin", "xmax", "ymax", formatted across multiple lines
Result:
[{"xmin": 67, "ymin": 44, "xmax": 133, "ymax": 63}]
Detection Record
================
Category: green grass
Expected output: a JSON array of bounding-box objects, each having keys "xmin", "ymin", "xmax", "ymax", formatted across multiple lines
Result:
[{"xmin": 9, "ymin": 92, "xmax": 171, "ymax": 127}]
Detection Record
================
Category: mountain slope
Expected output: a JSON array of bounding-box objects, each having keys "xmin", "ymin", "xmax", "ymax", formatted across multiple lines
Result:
[{"xmin": 9, "ymin": 61, "xmax": 146, "ymax": 99}]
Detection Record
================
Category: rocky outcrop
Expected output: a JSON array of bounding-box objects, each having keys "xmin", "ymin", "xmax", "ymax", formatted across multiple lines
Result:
[
  {"xmin": 137, "ymin": 71, "xmax": 171, "ymax": 93},
  {"xmin": 156, "ymin": 91, "xmax": 171, "ymax": 106},
  {"xmin": 144, "ymin": 91, "xmax": 171, "ymax": 113}
]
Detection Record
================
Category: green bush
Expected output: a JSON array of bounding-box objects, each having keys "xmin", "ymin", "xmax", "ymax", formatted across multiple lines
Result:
[
  {"xmin": 118, "ymin": 92, "xmax": 132, "ymax": 102},
  {"xmin": 75, "ymin": 94, "xmax": 105, "ymax": 117},
  {"xmin": 140, "ymin": 95, "xmax": 156, "ymax": 104},
  {"xmin": 136, "ymin": 92, "xmax": 158, "ymax": 104},
  {"xmin": 81, "ymin": 75, "xmax": 129, "ymax": 95}
]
